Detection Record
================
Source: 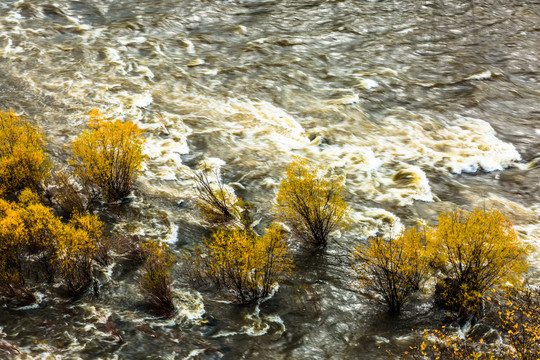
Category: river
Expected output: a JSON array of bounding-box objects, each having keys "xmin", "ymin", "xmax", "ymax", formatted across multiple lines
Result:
[{"xmin": 0, "ymin": 0, "xmax": 539, "ymax": 358}]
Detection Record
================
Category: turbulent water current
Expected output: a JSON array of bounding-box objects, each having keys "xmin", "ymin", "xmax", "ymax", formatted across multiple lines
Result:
[{"xmin": 0, "ymin": 0, "xmax": 539, "ymax": 359}]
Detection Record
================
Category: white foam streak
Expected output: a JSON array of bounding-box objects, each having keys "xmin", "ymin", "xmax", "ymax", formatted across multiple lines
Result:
[
  {"xmin": 183, "ymin": 349, "xmax": 206, "ymax": 360},
  {"xmin": 175, "ymin": 291, "xmax": 205, "ymax": 322},
  {"xmin": 150, "ymin": 290, "xmax": 205, "ymax": 328},
  {"xmin": 309, "ymin": 144, "xmax": 433, "ymax": 206},
  {"xmin": 164, "ymin": 223, "xmax": 179, "ymax": 244},
  {"xmin": 140, "ymin": 112, "xmax": 191, "ymax": 183},
  {"xmin": 197, "ymin": 157, "xmax": 226, "ymax": 172},
  {"xmin": 240, "ymin": 304, "xmax": 270, "ymax": 336},
  {"xmin": 15, "ymin": 292, "xmax": 44, "ymax": 311},
  {"xmin": 465, "ymin": 70, "xmax": 492, "ymax": 80},
  {"xmin": 118, "ymin": 36, "xmax": 147, "ymax": 46},
  {"xmin": 348, "ymin": 207, "xmax": 404, "ymax": 239},
  {"xmin": 379, "ymin": 111, "xmax": 521, "ymax": 174},
  {"xmin": 212, "ymin": 284, "xmax": 283, "ymax": 339},
  {"xmin": 358, "ymin": 78, "xmax": 379, "ymax": 90},
  {"xmin": 181, "ymin": 39, "xmax": 195, "ymax": 54},
  {"xmin": 125, "ymin": 92, "xmax": 153, "ymax": 108},
  {"xmin": 105, "ymin": 48, "xmax": 124, "ymax": 66}
]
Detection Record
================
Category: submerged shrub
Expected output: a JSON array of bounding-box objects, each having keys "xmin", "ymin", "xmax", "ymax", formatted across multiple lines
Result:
[
  {"xmin": 0, "ymin": 194, "xmax": 60, "ymax": 297},
  {"xmin": 55, "ymin": 213, "xmax": 107, "ymax": 294},
  {"xmin": 50, "ymin": 169, "xmax": 89, "ymax": 216},
  {"xmin": 192, "ymin": 170, "xmax": 248, "ymax": 226},
  {"xmin": 0, "ymin": 110, "xmax": 50, "ymax": 196},
  {"xmin": 70, "ymin": 109, "xmax": 146, "ymax": 203},
  {"xmin": 0, "ymin": 198, "xmax": 31, "ymax": 300},
  {"xmin": 275, "ymin": 158, "xmax": 349, "ymax": 248},
  {"xmin": 432, "ymin": 208, "xmax": 529, "ymax": 314},
  {"xmin": 186, "ymin": 223, "xmax": 293, "ymax": 304},
  {"xmin": 19, "ymin": 193, "xmax": 64, "ymax": 282},
  {"xmin": 141, "ymin": 240, "xmax": 175, "ymax": 316},
  {"xmin": 70, "ymin": 212, "xmax": 109, "ymax": 266},
  {"xmin": 352, "ymin": 227, "xmax": 432, "ymax": 315},
  {"xmin": 0, "ymin": 190, "xmax": 108, "ymax": 300},
  {"xmin": 492, "ymin": 286, "xmax": 540, "ymax": 359},
  {"xmin": 404, "ymin": 328, "xmax": 503, "ymax": 360}
]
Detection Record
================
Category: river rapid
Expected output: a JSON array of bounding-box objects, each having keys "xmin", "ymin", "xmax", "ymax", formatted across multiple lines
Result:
[{"xmin": 0, "ymin": 0, "xmax": 539, "ymax": 359}]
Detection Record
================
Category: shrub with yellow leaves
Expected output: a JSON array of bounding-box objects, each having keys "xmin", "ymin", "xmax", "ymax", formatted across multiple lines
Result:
[
  {"xmin": 492, "ymin": 286, "xmax": 540, "ymax": 360},
  {"xmin": 0, "ymin": 190, "xmax": 108, "ymax": 300},
  {"xmin": 192, "ymin": 170, "xmax": 249, "ymax": 226},
  {"xmin": 352, "ymin": 227, "xmax": 433, "ymax": 315},
  {"xmin": 432, "ymin": 208, "xmax": 529, "ymax": 314},
  {"xmin": 0, "ymin": 193, "xmax": 61, "ymax": 296},
  {"xmin": 18, "ymin": 190, "xmax": 64, "ymax": 281},
  {"xmin": 0, "ymin": 198, "xmax": 30, "ymax": 300},
  {"xmin": 404, "ymin": 328, "xmax": 501, "ymax": 360},
  {"xmin": 141, "ymin": 240, "xmax": 175, "ymax": 316},
  {"xmin": 70, "ymin": 109, "xmax": 146, "ymax": 203},
  {"xmin": 403, "ymin": 286, "xmax": 540, "ymax": 360},
  {"xmin": 275, "ymin": 158, "xmax": 349, "ymax": 248},
  {"xmin": 55, "ymin": 213, "xmax": 107, "ymax": 294},
  {"xmin": 185, "ymin": 223, "xmax": 293, "ymax": 303},
  {"xmin": 0, "ymin": 110, "xmax": 50, "ymax": 196}
]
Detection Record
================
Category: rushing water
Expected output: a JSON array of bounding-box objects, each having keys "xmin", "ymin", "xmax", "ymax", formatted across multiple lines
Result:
[{"xmin": 0, "ymin": 0, "xmax": 539, "ymax": 358}]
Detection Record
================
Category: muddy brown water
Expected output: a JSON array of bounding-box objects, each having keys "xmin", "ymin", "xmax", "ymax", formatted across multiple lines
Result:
[{"xmin": 0, "ymin": 0, "xmax": 539, "ymax": 358}]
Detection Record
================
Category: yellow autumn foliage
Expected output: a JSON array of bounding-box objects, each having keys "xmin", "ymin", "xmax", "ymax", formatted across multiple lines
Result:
[
  {"xmin": 141, "ymin": 239, "xmax": 175, "ymax": 315},
  {"xmin": 192, "ymin": 170, "xmax": 247, "ymax": 225},
  {"xmin": 0, "ymin": 196, "xmax": 59, "ymax": 293},
  {"xmin": 352, "ymin": 227, "xmax": 433, "ymax": 315},
  {"xmin": 404, "ymin": 328, "xmax": 499, "ymax": 359},
  {"xmin": 55, "ymin": 225, "xmax": 95, "ymax": 293},
  {"xmin": 70, "ymin": 109, "xmax": 146, "ymax": 203},
  {"xmin": 0, "ymin": 199, "xmax": 27, "ymax": 295},
  {"xmin": 353, "ymin": 208, "xmax": 529, "ymax": 316},
  {"xmin": 493, "ymin": 286, "xmax": 540, "ymax": 359},
  {"xmin": 20, "ymin": 200, "xmax": 63, "ymax": 255},
  {"xmin": 187, "ymin": 223, "xmax": 293, "ymax": 303},
  {"xmin": 55, "ymin": 213, "xmax": 107, "ymax": 294},
  {"xmin": 404, "ymin": 288, "xmax": 540, "ymax": 360},
  {"xmin": 0, "ymin": 190, "xmax": 108, "ymax": 298},
  {"xmin": 275, "ymin": 158, "xmax": 349, "ymax": 248},
  {"xmin": 0, "ymin": 110, "xmax": 50, "ymax": 196},
  {"xmin": 433, "ymin": 208, "xmax": 529, "ymax": 313}
]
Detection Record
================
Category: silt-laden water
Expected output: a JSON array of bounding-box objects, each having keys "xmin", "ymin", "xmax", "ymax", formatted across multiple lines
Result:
[{"xmin": 0, "ymin": 0, "xmax": 539, "ymax": 359}]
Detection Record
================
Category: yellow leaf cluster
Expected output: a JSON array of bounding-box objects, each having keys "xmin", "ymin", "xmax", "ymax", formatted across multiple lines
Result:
[
  {"xmin": 0, "ymin": 110, "xmax": 50, "ymax": 196},
  {"xmin": 275, "ymin": 158, "xmax": 349, "ymax": 248},
  {"xmin": 55, "ymin": 212, "xmax": 107, "ymax": 293},
  {"xmin": 353, "ymin": 208, "xmax": 529, "ymax": 315},
  {"xmin": 141, "ymin": 239, "xmax": 175, "ymax": 315},
  {"xmin": 406, "ymin": 328, "xmax": 497, "ymax": 359},
  {"xmin": 0, "ymin": 191, "xmax": 107, "ymax": 297},
  {"xmin": 55, "ymin": 224, "xmax": 95, "ymax": 291},
  {"xmin": 187, "ymin": 223, "xmax": 293, "ymax": 303},
  {"xmin": 494, "ymin": 286, "xmax": 540, "ymax": 359},
  {"xmin": 193, "ymin": 170, "xmax": 247, "ymax": 225},
  {"xmin": 433, "ymin": 208, "xmax": 529, "ymax": 312},
  {"xmin": 0, "ymin": 199, "xmax": 27, "ymax": 291},
  {"xmin": 69, "ymin": 109, "xmax": 146, "ymax": 203},
  {"xmin": 352, "ymin": 227, "xmax": 433, "ymax": 315}
]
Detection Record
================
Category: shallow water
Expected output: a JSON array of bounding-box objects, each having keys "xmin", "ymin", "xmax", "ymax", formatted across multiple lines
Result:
[{"xmin": 0, "ymin": 0, "xmax": 539, "ymax": 358}]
